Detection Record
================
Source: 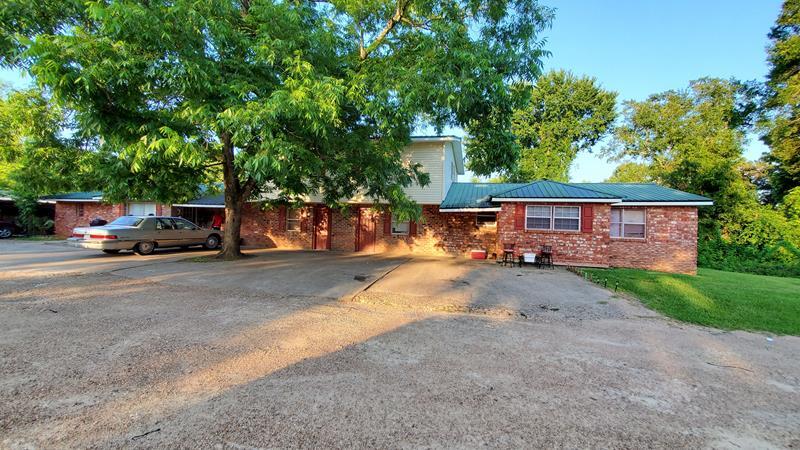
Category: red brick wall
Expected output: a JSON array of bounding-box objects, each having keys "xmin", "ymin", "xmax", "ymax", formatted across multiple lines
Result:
[
  {"xmin": 331, "ymin": 206, "xmax": 358, "ymax": 251},
  {"xmin": 608, "ymin": 206, "xmax": 698, "ymax": 274},
  {"xmin": 237, "ymin": 201, "xmax": 698, "ymax": 274},
  {"xmin": 370, "ymin": 205, "xmax": 497, "ymax": 256},
  {"xmin": 239, "ymin": 204, "xmax": 497, "ymax": 256},
  {"xmin": 54, "ymin": 202, "xmax": 126, "ymax": 237},
  {"xmin": 496, "ymin": 202, "xmax": 611, "ymax": 267},
  {"xmin": 240, "ymin": 203, "xmax": 314, "ymax": 249}
]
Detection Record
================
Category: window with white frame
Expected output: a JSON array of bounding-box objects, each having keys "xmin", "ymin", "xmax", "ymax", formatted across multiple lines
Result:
[
  {"xmin": 553, "ymin": 206, "xmax": 580, "ymax": 231},
  {"xmin": 128, "ymin": 202, "xmax": 156, "ymax": 216},
  {"xmin": 526, "ymin": 205, "xmax": 552, "ymax": 230},
  {"xmin": 391, "ymin": 214, "xmax": 409, "ymax": 235},
  {"xmin": 525, "ymin": 205, "xmax": 580, "ymax": 231},
  {"xmin": 476, "ymin": 212, "xmax": 497, "ymax": 227},
  {"xmin": 286, "ymin": 208, "xmax": 301, "ymax": 232},
  {"xmin": 610, "ymin": 208, "xmax": 645, "ymax": 238}
]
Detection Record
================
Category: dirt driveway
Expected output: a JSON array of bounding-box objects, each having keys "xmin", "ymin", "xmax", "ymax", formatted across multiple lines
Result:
[{"xmin": 1, "ymin": 242, "xmax": 798, "ymax": 448}]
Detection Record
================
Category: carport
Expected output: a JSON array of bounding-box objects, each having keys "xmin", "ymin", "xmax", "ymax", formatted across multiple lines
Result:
[{"xmin": 173, "ymin": 193, "xmax": 224, "ymax": 228}]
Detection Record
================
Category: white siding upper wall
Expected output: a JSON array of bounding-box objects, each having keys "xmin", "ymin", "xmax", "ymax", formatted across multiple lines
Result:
[
  {"xmin": 401, "ymin": 141, "xmax": 446, "ymax": 204},
  {"xmin": 443, "ymin": 142, "xmax": 455, "ymax": 200},
  {"xmin": 271, "ymin": 140, "xmax": 454, "ymax": 205}
]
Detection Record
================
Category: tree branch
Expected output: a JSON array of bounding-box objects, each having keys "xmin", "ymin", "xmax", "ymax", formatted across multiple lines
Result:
[{"xmin": 360, "ymin": 0, "xmax": 410, "ymax": 60}]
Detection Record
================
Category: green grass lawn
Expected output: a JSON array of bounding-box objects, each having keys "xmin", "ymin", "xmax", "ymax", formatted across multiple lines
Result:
[{"xmin": 583, "ymin": 267, "xmax": 800, "ymax": 335}]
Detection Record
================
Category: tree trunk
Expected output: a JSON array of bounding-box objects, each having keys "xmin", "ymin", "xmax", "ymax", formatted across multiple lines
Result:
[{"xmin": 216, "ymin": 132, "xmax": 248, "ymax": 260}]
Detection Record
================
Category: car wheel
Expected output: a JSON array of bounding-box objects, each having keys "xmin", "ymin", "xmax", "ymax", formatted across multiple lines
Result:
[
  {"xmin": 135, "ymin": 241, "xmax": 155, "ymax": 255},
  {"xmin": 0, "ymin": 225, "xmax": 12, "ymax": 239},
  {"xmin": 204, "ymin": 234, "xmax": 220, "ymax": 250},
  {"xmin": 102, "ymin": 249, "xmax": 121, "ymax": 254}
]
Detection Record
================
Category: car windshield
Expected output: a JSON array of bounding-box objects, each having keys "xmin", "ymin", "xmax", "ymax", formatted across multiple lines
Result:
[{"xmin": 109, "ymin": 216, "xmax": 144, "ymax": 227}]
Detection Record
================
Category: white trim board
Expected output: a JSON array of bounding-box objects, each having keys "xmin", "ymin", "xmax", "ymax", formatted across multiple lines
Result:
[
  {"xmin": 439, "ymin": 207, "xmax": 501, "ymax": 213},
  {"xmin": 611, "ymin": 201, "xmax": 713, "ymax": 206},
  {"xmin": 38, "ymin": 198, "xmax": 102, "ymax": 203},
  {"xmin": 173, "ymin": 204, "xmax": 225, "ymax": 208},
  {"xmin": 492, "ymin": 198, "xmax": 622, "ymax": 203}
]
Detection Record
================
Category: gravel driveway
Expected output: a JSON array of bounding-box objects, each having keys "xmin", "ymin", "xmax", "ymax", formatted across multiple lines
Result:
[{"xmin": 1, "ymin": 242, "xmax": 798, "ymax": 448}]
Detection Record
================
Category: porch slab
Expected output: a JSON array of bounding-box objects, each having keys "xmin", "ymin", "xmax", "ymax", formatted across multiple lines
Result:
[{"xmin": 350, "ymin": 257, "xmax": 650, "ymax": 320}]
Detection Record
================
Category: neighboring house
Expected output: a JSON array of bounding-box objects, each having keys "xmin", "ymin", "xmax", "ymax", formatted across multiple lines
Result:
[
  {"xmin": 40, "ymin": 192, "xmax": 171, "ymax": 237},
  {"xmin": 42, "ymin": 135, "xmax": 712, "ymax": 274}
]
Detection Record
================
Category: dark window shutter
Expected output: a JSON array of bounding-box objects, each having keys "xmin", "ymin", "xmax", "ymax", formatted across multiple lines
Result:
[
  {"xmin": 581, "ymin": 205, "xmax": 593, "ymax": 232},
  {"xmin": 514, "ymin": 204, "xmax": 525, "ymax": 230},
  {"xmin": 278, "ymin": 205, "xmax": 287, "ymax": 231},
  {"xmin": 409, "ymin": 220, "xmax": 417, "ymax": 236},
  {"xmin": 383, "ymin": 211, "xmax": 392, "ymax": 235}
]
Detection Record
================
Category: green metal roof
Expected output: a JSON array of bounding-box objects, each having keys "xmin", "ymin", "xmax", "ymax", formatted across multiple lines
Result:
[
  {"xmin": 177, "ymin": 193, "xmax": 225, "ymax": 206},
  {"xmin": 571, "ymin": 183, "xmax": 712, "ymax": 203},
  {"xmin": 440, "ymin": 183, "xmax": 525, "ymax": 209},
  {"xmin": 40, "ymin": 191, "xmax": 103, "ymax": 201},
  {"xmin": 492, "ymin": 180, "xmax": 619, "ymax": 199},
  {"xmin": 440, "ymin": 181, "xmax": 712, "ymax": 210}
]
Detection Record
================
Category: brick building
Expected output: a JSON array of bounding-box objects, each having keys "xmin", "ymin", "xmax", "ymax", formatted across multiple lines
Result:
[{"xmin": 43, "ymin": 136, "xmax": 712, "ymax": 274}]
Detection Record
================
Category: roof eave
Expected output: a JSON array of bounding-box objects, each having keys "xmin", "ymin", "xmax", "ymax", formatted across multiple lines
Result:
[
  {"xmin": 611, "ymin": 201, "xmax": 714, "ymax": 206},
  {"xmin": 492, "ymin": 197, "xmax": 622, "ymax": 203},
  {"xmin": 439, "ymin": 207, "xmax": 501, "ymax": 212},
  {"xmin": 38, "ymin": 198, "xmax": 103, "ymax": 203},
  {"xmin": 173, "ymin": 203, "xmax": 225, "ymax": 208}
]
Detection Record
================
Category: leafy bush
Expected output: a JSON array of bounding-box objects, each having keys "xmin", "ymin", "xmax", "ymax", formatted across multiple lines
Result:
[
  {"xmin": 697, "ymin": 201, "xmax": 800, "ymax": 278},
  {"xmin": 698, "ymin": 235, "xmax": 800, "ymax": 278},
  {"xmin": 13, "ymin": 195, "xmax": 53, "ymax": 235}
]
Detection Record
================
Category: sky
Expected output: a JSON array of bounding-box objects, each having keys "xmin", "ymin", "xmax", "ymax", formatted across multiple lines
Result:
[
  {"xmin": 545, "ymin": 0, "xmax": 782, "ymax": 182},
  {"xmin": 1, "ymin": 0, "xmax": 785, "ymax": 182}
]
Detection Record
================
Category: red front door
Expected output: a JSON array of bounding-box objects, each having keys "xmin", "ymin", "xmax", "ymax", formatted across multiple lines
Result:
[
  {"xmin": 313, "ymin": 205, "xmax": 331, "ymax": 250},
  {"xmin": 356, "ymin": 207, "xmax": 376, "ymax": 252}
]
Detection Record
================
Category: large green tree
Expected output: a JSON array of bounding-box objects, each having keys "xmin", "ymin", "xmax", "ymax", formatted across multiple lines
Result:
[
  {"xmin": 763, "ymin": 0, "xmax": 800, "ymax": 203},
  {"xmin": 608, "ymin": 78, "xmax": 757, "ymax": 224},
  {"xmin": 0, "ymin": 87, "xmax": 97, "ymax": 196},
  {"xmin": 509, "ymin": 70, "xmax": 616, "ymax": 182},
  {"xmin": 606, "ymin": 161, "xmax": 651, "ymax": 183},
  {"xmin": 16, "ymin": 0, "xmax": 552, "ymax": 258}
]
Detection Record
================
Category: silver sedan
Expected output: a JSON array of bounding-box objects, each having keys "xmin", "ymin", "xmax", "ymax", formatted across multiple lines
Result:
[{"xmin": 67, "ymin": 216, "xmax": 222, "ymax": 255}]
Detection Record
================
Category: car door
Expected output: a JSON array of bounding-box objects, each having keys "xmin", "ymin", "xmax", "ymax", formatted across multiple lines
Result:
[
  {"xmin": 172, "ymin": 218, "xmax": 205, "ymax": 245},
  {"xmin": 154, "ymin": 218, "xmax": 181, "ymax": 247}
]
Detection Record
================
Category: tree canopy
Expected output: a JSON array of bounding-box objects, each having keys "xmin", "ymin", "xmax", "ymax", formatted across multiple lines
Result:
[
  {"xmin": 608, "ymin": 78, "xmax": 756, "ymax": 222},
  {"xmin": 509, "ymin": 70, "xmax": 616, "ymax": 182},
  {"xmin": 0, "ymin": 87, "xmax": 97, "ymax": 196},
  {"xmin": 762, "ymin": 0, "xmax": 800, "ymax": 203},
  {"xmin": 15, "ymin": 0, "xmax": 553, "ymax": 257}
]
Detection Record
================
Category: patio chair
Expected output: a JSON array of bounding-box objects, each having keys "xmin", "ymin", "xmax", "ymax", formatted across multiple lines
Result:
[
  {"xmin": 538, "ymin": 244, "xmax": 553, "ymax": 269},
  {"xmin": 500, "ymin": 243, "xmax": 516, "ymax": 267}
]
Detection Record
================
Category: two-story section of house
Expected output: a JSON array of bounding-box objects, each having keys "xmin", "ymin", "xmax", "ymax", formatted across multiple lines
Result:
[
  {"xmin": 236, "ymin": 135, "xmax": 476, "ymax": 253},
  {"xmin": 43, "ymin": 134, "xmax": 713, "ymax": 273}
]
